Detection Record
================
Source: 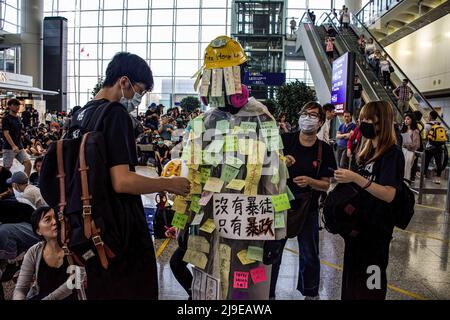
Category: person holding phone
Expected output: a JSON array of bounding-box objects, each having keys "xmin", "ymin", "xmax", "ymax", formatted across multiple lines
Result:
[{"xmin": 334, "ymin": 100, "xmax": 404, "ymax": 300}]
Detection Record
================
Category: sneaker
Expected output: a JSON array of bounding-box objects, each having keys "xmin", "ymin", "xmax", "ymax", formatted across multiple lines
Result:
[{"xmin": 433, "ymin": 178, "xmax": 441, "ymax": 184}]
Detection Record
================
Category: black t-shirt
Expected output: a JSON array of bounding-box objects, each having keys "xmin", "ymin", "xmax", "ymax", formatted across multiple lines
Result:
[
  {"xmin": 156, "ymin": 144, "xmax": 169, "ymax": 158},
  {"xmin": 282, "ymin": 132, "xmax": 337, "ymax": 212},
  {"xmin": 353, "ymin": 83, "xmax": 363, "ymax": 99},
  {"xmin": 2, "ymin": 114, "xmax": 23, "ymax": 149},
  {"xmin": 73, "ymin": 99, "xmax": 152, "ymax": 252},
  {"xmin": 29, "ymin": 171, "xmax": 39, "ymax": 187},
  {"xmin": 22, "ymin": 110, "xmax": 31, "ymax": 127},
  {"xmin": 35, "ymin": 257, "xmax": 75, "ymax": 300},
  {"xmin": 357, "ymin": 145, "xmax": 404, "ymax": 237}
]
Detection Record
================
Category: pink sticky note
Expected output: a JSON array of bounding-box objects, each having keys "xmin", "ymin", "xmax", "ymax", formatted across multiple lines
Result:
[
  {"xmin": 250, "ymin": 266, "xmax": 267, "ymax": 284},
  {"xmin": 199, "ymin": 191, "xmax": 214, "ymax": 206},
  {"xmin": 233, "ymin": 271, "xmax": 249, "ymax": 289}
]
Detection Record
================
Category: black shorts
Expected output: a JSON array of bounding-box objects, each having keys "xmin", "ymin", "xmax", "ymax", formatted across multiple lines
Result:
[{"xmin": 326, "ymin": 51, "xmax": 334, "ymax": 58}]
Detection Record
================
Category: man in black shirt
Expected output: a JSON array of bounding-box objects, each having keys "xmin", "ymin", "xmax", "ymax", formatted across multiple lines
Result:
[
  {"xmin": 21, "ymin": 107, "xmax": 32, "ymax": 128},
  {"xmin": 270, "ymin": 102, "xmax": 337, "ymax": 299},
  {"xmin": 351, "ymin": 75, "xmax": 363, "ymax": 120},
  {"xmin": 1, "ymin": 99, "xmax": 32, "ymax": 176},
  {"xmin": 71, "ymin": 52, "xmax": 190, "ymax": 300}
]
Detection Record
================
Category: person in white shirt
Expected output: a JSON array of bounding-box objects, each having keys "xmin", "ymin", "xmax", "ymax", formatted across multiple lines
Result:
[
  {"xmin": 7, "ymin": 171, "xmax": 47, "ymax": 208},
  {"xmin": 379, "ymin": 55, "xmax": 392, "ymax": 89},
  {"xmin": 317, "ymin": 103, "xmax": 336, "ymax": 145}
]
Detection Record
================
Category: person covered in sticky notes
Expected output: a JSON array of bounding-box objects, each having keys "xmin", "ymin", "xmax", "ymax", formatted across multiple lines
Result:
[{"xmin": 168, "ymin": 35, "xmax": 290, "ymax": 300}]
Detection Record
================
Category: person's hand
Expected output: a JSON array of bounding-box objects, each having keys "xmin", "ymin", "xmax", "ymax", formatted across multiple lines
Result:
[
  {"xmin": 346, "ymin": 149, "xmax": 352, "ymax": 158},
  {"xmin": 166, "ymin": 176, "xmax": 190, "ymax": 196},
  {"xmin": 285, "ymin": 155, "xmax": 296, "ymax": 167},
  {"xmin": 334, "ymin": 169, "xmax": 358, "ymax": 184},
  {"xmin": 293, "ymin": 176, "xmax": 313, "ymax": 188},
  {"xmin": 165, "ymin": 226, "xmax": 177, "ymax": 239},
  {"xmin": 12, "ymin": 146, "xmax": 19, "ymax": 153}
]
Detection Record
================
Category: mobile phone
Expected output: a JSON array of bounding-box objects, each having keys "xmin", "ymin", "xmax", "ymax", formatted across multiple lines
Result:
[{"xmin": 328, "ymin": 167, "xmax": 335, "ymax": 173}]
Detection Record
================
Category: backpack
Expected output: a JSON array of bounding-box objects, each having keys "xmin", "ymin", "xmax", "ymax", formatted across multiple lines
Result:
[
  {"xmin": 392, "ymin": 180, "xmax": 415, "ymax": 229},
  {"xmin": 322, "ymin": 182, "xmax": 362, "ymax": 237},
  {"xmin": 428, "ymin": 123, "xmax": 447, "ymax": 145},
  {"xmin": 39, "ymin": 102, "xmax": 119, "ymax": 269}
]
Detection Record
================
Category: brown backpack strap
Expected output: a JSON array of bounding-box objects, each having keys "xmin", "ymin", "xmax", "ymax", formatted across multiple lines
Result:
[
  {"xmin": 315, "ymin": 140, "xmax": 323, "ymax": 178},
  {"xmin": 56, "ymin": 141, "xmax": 67, "ymax": 246},
  {"xmin": 56, "ymin": 140, "xmax": 83, "ymax": 267},
  {"xmin": 79, "ymin": 132, "xmax": 114, "ymax": 269}
]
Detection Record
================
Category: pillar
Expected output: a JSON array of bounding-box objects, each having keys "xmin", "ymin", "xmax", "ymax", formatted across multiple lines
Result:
[
  {"xmin": 20, "ymin": 0, "xmax": 43, "ymax": 88},
  {"xmin": 345, "ymin": 0, "xmax": 363, "ymax": 14}
]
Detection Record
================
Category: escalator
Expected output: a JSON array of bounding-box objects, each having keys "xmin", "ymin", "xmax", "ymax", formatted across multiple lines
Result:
[{"xmin": 297, "ymin": 11, "xmax": 449, "ymax": 131}]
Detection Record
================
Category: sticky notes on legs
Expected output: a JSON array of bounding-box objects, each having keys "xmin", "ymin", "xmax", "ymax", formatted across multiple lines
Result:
[
  {"xmin": 233, "ymin": 271, "xmax": 249, "ymax": 289},
  {"xmin": 199, "ymin": 218, "xmax": 216, "ymax": 233},
  {"xmin": 271, "ymin": 193, "xmax": 291, "ymax": 212},
  {"xmin": 237, "ymin": 250, "xmax": 256, "ymax": 265},
  {"xmin": 250, "ymin": 266, "xmax": 267, "ymax": 284},
  {"xmin": 246, "ymin": 246, "xmax": 263, "ymax": 262}
]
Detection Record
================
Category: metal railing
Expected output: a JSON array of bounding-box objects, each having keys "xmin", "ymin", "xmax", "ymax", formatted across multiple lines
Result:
[
  {"xmin": 349, "ymin": 12, "xmax": 450, "ymax": 131},
  {"xmin": 355, "ymin": 0, "xmax": 405, "ymax": 27}
]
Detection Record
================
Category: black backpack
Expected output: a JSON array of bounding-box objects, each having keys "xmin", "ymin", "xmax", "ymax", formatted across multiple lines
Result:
[
  {"xmin": 392, "ymin": 180, "xmax": 415, "ymax": 230},
  {"xmin": 39, "ymin": 102, "xmax": 121, "ymax": 269},
  {"xmin": 322, "ymin": 182, "xmax": 362, "ymax": 237}
]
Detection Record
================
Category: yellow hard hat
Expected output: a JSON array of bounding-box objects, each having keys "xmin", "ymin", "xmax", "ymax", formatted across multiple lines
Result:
[{"xmin": 203, "ymin": 35, "xmax": 247, "ymax": 69}]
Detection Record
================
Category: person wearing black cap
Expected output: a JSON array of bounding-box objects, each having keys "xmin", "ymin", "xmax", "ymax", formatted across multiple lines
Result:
[{"xmin": 13, "ymin": 207, "xmax": 86, "ymax": 300}]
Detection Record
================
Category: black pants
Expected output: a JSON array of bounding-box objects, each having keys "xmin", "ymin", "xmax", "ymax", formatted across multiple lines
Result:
[
  {"xmin": 270, "ymin": 209, "xmax": 320, "ymax": 298},
  {"xmin": 424, "ymin": 146, "xmax": 443, "ymax": 177},
  {"xmin": 382, "ymin": 71, "xmax": 390, "ymax": 87},
  {"xmin": 341, "ymin": 234, "xmax": 391, "ymax": 300},
  {"xmin": 170, "ymin": 246, "xmax": 192, "ymax": 298}
]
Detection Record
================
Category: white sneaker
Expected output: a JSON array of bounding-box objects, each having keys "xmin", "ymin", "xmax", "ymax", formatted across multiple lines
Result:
[{"xmin": 433, "ymin": 178, "xmax": 441, "ymax": 184}]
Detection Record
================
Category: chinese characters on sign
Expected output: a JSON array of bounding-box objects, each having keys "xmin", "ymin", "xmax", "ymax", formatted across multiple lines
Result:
[{"xmin": 213, "ymin": 194, "xmax": 275, "ymax": 240}]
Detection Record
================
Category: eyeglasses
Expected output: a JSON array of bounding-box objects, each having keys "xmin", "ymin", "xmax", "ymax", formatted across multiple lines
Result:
[
  {"xmin": 128, "ymin": 78, "xmax": 148, "ymax": 96},
  {"xmin": 299, "ymin": 111, "xmax": 320, "ymax": 120}
]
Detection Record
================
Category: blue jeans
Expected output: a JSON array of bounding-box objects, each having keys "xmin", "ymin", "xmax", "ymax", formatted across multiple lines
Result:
[
  {"xmin": 0, "ymin": 223, "xmax": 40, "ymax": 260},
  {"xmin": 269, "ymin": 209, "xmax": 320, "ymax": 298}
]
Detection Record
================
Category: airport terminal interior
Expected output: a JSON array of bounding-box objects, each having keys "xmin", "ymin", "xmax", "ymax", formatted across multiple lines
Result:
[{"xmin": 0, "ymin": 0, "xmax": 450, "ymax": 301}]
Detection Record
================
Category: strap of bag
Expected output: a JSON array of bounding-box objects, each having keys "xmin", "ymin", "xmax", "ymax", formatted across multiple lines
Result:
[
  {"xmin": 79, "ymin": 132, "xmax": 115, "ymax": 269},
  {"xmin": 56, "ymin": 140, "xmax": 83, "ymax": 266},
  {"xmin": 315, "ymin": 140, "xmax": 323, "ymax": 178}
]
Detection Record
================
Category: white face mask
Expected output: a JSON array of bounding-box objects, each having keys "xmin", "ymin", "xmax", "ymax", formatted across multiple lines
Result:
[
  {"xmin": 298, "ymin": 116, "xmax": 320, "ymax": 134},
  {"xmin": 120, "ymin": 79, "xmax": 143, "ymax": 113}
]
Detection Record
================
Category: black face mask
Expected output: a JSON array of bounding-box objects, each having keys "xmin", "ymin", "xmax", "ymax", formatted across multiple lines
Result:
[{"xmin": 360, "ymin": 122, "xmax": 377, "ymax": 139}]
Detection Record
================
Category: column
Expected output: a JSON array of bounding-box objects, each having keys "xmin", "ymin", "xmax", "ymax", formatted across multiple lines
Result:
[
  {"xmin": 345, "ymin": 0, "xmax": 362, "ymax": 14},
  {"xmin": 20, "ymin": 0, "xmax": 44, "ymax": 88}
]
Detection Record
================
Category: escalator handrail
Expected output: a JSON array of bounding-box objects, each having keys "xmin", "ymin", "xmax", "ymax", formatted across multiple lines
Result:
[
  {"xmin": 319, "ymin": 12, "xmax": 403, "ymax": 115},
  {"xmin": 299, "ymin": 11, "xmax": 332, "ymax": 82},
  {"xmin": 350, "ymin": 12, "xmax": 449, "ymax": 129}
]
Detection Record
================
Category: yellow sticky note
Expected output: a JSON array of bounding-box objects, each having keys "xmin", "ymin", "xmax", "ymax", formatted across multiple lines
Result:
[
  {"xmin": 172, "ymin": 196, "xmax": 188, "ymax": 213},
  {"xmin": 190, "ymin": 182, "xmax": 203, "ymax": 195},
  {"xmin": 224, "ymin": 135, "xmax": 238, "ymax": 152},
  {"xmin": 183, "ymin": 249, "xmax": 208, "ymax": 269},
  {"xmin": 244, "ymin": 182, "xmax": 258, "ymax": 196},
  {"xmin": 188, "ymin": 235, "xmax": 210, "ymax": 254},
  {"xmin": 237, "ymin": 250, "xmax": 256, "ymax": 265},
  {"xmin": 190, "ymin": 195, "xmax": 201, "ymax": 213},
  {"xmin": 271, "ymin": 193, "xmax": 291, "ymax": 212},
  {"xmin": 204, "ymin": 177, "xmax": 224, "ymax": 193},
  {"xmin": 238, "ymin": 138, "xmax": 255, "ymax": 156},
  {"xmin": 200, "ymin": 218, "xmax": 216, "ymax": 233},
  {"xmin": 245, "ymin": 164, "xmax": 262, "ymax": 185},
  {"xmin": 226, "ymin": 179, "xmax": 246, "ymax": 191}
]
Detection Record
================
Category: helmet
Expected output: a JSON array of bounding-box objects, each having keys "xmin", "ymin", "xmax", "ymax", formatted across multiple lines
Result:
[{"xmin": 203, "ymin": 35, "xmax": 247, "ymax": 69}]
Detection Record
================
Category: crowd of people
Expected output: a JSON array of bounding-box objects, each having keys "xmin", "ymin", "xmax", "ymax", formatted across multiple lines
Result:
[{"xmin": 0, "ymin": 47, "xmax": 448, "ymax": 302}]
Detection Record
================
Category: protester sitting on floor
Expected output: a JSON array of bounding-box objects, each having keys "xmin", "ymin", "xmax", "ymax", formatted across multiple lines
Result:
[
  {"xmin": 7, "ymin": 171, "xmax": 47, "ymax": 208},
  {"xmin": 29, "ymin": 157, "xmax": 43, "ymax": 187},
  {"xmin": 13, "ymin": 207, "xmax": 85, "ymax": 300}
]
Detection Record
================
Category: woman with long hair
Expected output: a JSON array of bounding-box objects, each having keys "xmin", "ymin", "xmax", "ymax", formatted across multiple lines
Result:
[
  {"xmin": 401, "ymin": 113, "xmax": 420, "ymax": 182},
  {"xmin": 334, "ymin": 101, "xmax": 405, "ymax": 300}
]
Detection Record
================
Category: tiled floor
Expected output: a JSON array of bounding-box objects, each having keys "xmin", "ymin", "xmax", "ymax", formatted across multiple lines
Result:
[{"xmin": 2, "ymin": 161, "xmax": 450, "ymax": 300}]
